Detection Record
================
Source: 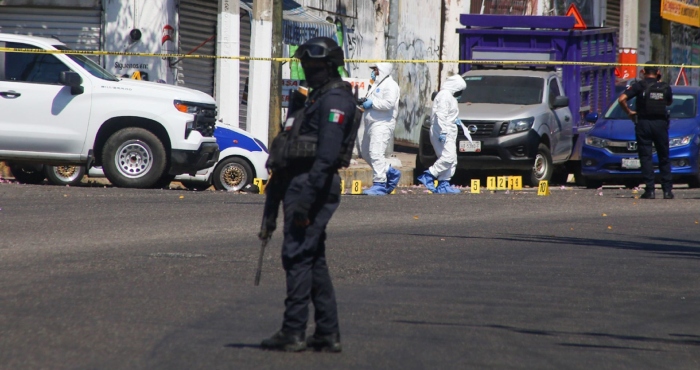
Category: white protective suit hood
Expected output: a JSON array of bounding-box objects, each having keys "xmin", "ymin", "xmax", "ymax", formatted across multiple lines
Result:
[
  {"xmin": 373, "ymin": 62, "xmax": 394, "ymax": 83},
  {"xmin": 441, "ymin": 74, "xmax": 467, "ymax": 94}
]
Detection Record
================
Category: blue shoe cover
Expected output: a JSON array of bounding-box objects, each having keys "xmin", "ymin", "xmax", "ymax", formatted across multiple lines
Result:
[
  {"xmin": 386, "ymin": 167, "xmax": 402, "ymax": 193},
  {"xmin": 436, "ymin": 181, "xmax": 460, "ymax": 194},
  {"xmin": 363, "ymin": 182, "xmax": 388, "ymax": 196},
  {"xmin": 417, "ymin": 171, "xmax": 437, "ymax": 192}
]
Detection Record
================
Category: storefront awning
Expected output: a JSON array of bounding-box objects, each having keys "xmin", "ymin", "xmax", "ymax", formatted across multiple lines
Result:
[{"xmin": 240, "ymin": 0, "xmax": 337, "ymax": 45}]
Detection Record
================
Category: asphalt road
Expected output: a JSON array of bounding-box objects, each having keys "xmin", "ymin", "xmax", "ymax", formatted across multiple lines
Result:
[{"xmin": 0, "ymin": 183, "xmax": 699, "ymax": 370}]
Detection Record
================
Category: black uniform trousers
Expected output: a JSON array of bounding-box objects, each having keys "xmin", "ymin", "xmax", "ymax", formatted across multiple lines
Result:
[
  {"xmin": 635, "ymin": 118, "xmax": 672, "ymax": 191},
  {"xmin": 280, "ymin": 171, "xmax": 341, "ymax": 335}
]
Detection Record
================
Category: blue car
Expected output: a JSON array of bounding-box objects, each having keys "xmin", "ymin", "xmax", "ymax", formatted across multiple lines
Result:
[{"xmin": 580, "ymin": 86, "xmax": 700, "ymax": 189}]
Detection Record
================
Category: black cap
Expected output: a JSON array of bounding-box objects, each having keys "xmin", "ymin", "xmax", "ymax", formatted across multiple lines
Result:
[{"xmin": 643, "ymin": 61, "xmax": 659, "ymax": 74}]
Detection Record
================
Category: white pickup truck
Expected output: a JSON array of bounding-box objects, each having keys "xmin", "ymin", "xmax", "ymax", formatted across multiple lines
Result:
[{"xmin": 0, "ymin": 34, "xmax": 219, "ymax": 188}]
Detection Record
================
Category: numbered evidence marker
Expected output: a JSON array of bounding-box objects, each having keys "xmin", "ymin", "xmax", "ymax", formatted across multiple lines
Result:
[
  {"xmin": 537, "ymin": 180, "xmax": 551, "ymax": 196},
  {"xmin": 470, "ymin": 179, "xmax": 480, "ymax": 194},
  {"xmin": 486, "ymin": 176, "xmax": 497, "ymax": 190},
  {"xmin": 509, "ymin": 176, "xmax": 523, "ymax": 190},
  {"xmin": 351, "ymin": 180, "xmax": 363, "ymax": 195},
  {"xmin": 253, "ymin": 178, "xmax": 264, "ymax": 194},
  {"xmin": 340, "ymin": 180, "xmax": 345, "ymax": 194},
  {"xmin": 497, "ymin": 176, "xmax": 508, "ymax": 190}
]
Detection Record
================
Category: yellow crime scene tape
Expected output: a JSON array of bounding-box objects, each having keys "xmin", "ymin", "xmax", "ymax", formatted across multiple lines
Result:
[{"xmin": 1, "ymin": 46, "xmax": 699, "ymax": 69}]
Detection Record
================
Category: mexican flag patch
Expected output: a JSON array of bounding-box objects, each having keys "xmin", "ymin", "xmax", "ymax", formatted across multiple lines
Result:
[{"xmin": 329, "ymin": 109, "xmax": 345, "ymax": 124}]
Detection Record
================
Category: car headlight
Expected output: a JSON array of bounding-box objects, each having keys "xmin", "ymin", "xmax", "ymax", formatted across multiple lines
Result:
[
  {"xmin": 174, "ymin": 100, "xmax": 200, "ymax": 114},
  {"xmin": 506, "ymin": 117, "xmax": 535, "ymax": 134},
  {"xmin": 669, "ymin": 135, "xmax": 693, "ymax": 148},
  {"xmin": 585, "ymin": 135, "xmax": 609, "ymax": 148}
]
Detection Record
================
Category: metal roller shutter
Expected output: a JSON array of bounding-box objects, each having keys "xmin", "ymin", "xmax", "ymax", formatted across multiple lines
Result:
[
  {"xmin": 606, "ymin": 0, "xmax": 620, "ymax": 28},
  {"xmin": 177, "ymin": 0, "xmax": 218, "ymax": 97},
  {"xmin": 239, "ymin": 11, "xmax": 251, "ymax": 130},
  {"xmin": 0, "ymin": 7, "xmax": 102, "ymax": 62}
]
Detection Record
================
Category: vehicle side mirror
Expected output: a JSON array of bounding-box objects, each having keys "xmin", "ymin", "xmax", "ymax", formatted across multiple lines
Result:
[
  {"xmin": 551, "ymin": 96, "xmax": 569, "ymax": 109},
  {"xmin": 584, "ymin": 112, "xmax": 599, "ymax": 123},
  {"xmin": 60, "ymin": 71, "xmax": 84, "ymax": 95}
]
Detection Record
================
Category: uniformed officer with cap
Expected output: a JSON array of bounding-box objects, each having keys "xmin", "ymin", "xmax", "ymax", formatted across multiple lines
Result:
[
  {"xmin": 259, "ymin": 36, "xmax": 356, "ymax": 353},
  {"xmin": 618, "ymin": 61, "xmax": 674, "ymax": 199}
]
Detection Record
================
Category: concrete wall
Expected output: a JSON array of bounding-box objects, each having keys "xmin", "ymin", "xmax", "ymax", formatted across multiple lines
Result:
[{"xmin": 104, "ymin": 0, "xmax": 177, "ymax": 84}]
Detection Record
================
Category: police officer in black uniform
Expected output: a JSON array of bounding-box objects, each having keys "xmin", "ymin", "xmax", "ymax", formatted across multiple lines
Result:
[
  {"xmin": 259, "ymin": 37, "xmax": 356, "ymax": 352},
  {"xmin": 618, "ymin": 62, "xmax": 674, "ymax": 199}
]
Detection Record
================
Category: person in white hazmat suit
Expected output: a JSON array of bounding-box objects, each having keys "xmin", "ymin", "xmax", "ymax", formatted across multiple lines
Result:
[
  {"xmin": 360, "ymin": 62, "xmax": 401, "ymax": 196},
  {"xmin": 417, "ymin": 74, "xmax": 467, "ymax": 194}
]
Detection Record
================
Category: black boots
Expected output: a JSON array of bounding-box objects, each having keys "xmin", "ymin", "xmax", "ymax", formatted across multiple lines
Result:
[
  {"xmin": 260, "ymin": 330, "xmax": 342, "ymax": 353},
  {"xmin": 260, "ymin": 330, "xmax": 307, "ymax": 352},
  {"xmin": 640, "ymin": 190, "xmax": 655, "ymax": 199},
  {"xmin": 663, "ymin": 191, "xmax": 674, "ymax": 199},
  {"xmin": 306, "ymin": 332, "xmax": 342, "ymax": 353}
]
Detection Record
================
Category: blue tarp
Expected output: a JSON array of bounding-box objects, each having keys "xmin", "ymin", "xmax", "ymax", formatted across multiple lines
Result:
[{"xmin": 239, "ymin": 0, "xmax": 337, "ymax": 45}]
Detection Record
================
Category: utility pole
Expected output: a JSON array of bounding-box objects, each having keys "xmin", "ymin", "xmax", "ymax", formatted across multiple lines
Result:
[
  {"xmin": 247, "ymin": 0, "xmax": 273, "ymax": 145},
  {"xmin": 268, "ymin": 0, "xmax": 283, "ymax": 144},
  {"xmin": 385, "ymin": 0, "xmax": 399, "ymax": 154}
]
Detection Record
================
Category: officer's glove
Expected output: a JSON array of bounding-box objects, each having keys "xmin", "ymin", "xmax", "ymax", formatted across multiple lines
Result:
[
  {"xmin": 439, "ymin": 133, "xmax": 447, "ymax": 144},
  {"xmin": 454, "ymin": 118, "xmax": 462, "ymax": 126},
  {"xmin": 258, "ymin": 217, "xmax": 276, "ymax": 240},
  {"xmin": 292, "ymin": 202, "xmax": 311, "ymax": 228},
  {"xmin": 362, "ymin": 99, "xmax": 373, "ymax": 110}
]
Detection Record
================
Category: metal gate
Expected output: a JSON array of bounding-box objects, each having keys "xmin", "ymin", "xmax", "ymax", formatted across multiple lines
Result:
[
  {"xmin": 239, "ymin": 10, "xmax": 251, "ymax": 130},
  {"xmin": 177, "ymin": 0, "xmax": 218, "ymax": 97},
  {"xmin": 0, "ymin": 6, "xmax": 102, "ymax": 62}
]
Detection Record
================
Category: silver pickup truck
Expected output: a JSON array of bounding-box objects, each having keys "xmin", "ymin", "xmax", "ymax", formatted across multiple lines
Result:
[{"xmin": 418, "ymin": 69, "xmax": 573, "ymax": 186}]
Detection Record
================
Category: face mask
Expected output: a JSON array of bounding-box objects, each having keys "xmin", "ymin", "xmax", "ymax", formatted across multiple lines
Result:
[
  {"xmin": 453, "ymin": 90, "xmax": 463, "ymax": 98},
  {"xmin": 370, "ymin": 70, "xmax": 377, "ymax": 81},
  {"xmin": 304, "ymin": 66, "xmax": 331, "ymax": 89}
]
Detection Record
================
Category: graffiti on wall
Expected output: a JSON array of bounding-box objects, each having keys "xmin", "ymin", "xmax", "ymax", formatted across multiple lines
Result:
[
  {"xmin": 670, "ymin": 23, "xmax": 700, "ymax": 86},
  {"xmin": 395, "ymin": 37, "xmax": 437, "ymax": 134}
]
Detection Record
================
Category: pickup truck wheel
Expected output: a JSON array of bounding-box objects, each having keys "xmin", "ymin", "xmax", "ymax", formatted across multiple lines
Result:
[
  {"xmin": 45, "ymin": 165, "xmax": 85, "ymax": 186},
  {"xmin": 212, "ymin": 157, "xmax": 253, "ymax": 191},
  {"xmin": 9, "ymin": 164, "xmax": 46, "ymax": 184},
  {"xmin": 526, "ymin": 144, "xmax": 553, "ymax": 186},
  {"xmin": 102, "ymin": 128, "xmax": 167, "ymax": 188}
]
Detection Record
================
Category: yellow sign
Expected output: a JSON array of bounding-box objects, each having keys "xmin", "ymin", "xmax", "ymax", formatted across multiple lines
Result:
[
  {"xmin": 661, "ymin": 0, "xmax": 700, "ymax": 27},
  {"xmin": 537, "ymin": 180, "xmax": 551, "ymax": 196},
  {"xmin": 470, "ymin": 179, "xmax": 480, "ymax": 194},
  {"xmin": 253, "ymin": 178, "xmax": 264, "ymax": 194},
  {"xmin": 131, "ymin": 70, "xmax": 142, "ymax": 80},
  {"xmin": 509, "ymin": 176, "xmax": 523, "ymax": 190},
  {"xmin": 497, "ymin": 176, "xmax": 508, "ymax": 190},
  {"xmin": 351, "ymin": 180, "xmax": 362, "ymax": 195},
  {"xmin": 340, "ymin": 180, "xmax": 345, "ymax": 194},
  {"xmin": 486, "ymin": 176, "xmax": 496, "ymax": 190}
]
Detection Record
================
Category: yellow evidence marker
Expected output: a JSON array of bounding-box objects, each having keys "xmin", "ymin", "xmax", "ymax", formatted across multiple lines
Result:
[
  {"xmin": 486, "ymin": 176, "xmax": 496, "ymax": 190},
  {"xmin": 509, "ymin": 176, "xmax": 523, "ymax": 190},
  {"xmin": 497, "ymin": 176, "xmax": 508, "ymax": 190},
  {"xmin": 537, "ymin": 180, "xmax": 551, "ymax": 196},
  {"xmin": 351, "ymin": 180, "xmax": 362, "ymax": 195},
  {"xmin": 340, "ymin": 180, "xmax": 345, "ymax": 194},
  {"xmin": 253, "ymin": 178, "xmax": 264, "ymax": 194},
  {"xmin": 470, "ymin": 179, "xmax": 480, "ymax": 194}
]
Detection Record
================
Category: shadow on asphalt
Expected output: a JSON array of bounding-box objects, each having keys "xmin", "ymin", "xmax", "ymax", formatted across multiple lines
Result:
[
  {"xmin": 399, "ymin": 232, "xmax": 700, "ymax": 260},
  {"xmin": 224, "ymin": 343, "xmax": 261, "ymax": 349},
  {"xmin": 393, "ymin": 320, "xmax": 700, "ymax": 348}
]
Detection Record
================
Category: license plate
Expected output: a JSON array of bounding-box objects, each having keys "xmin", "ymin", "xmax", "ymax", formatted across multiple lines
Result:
[
  {"xmin": 459, "ymin": 141, "xmax": 481, "ymax": 152},
  {"xmin": 621, "ymin": 158, "xmax": 641, "ymax": 169}
]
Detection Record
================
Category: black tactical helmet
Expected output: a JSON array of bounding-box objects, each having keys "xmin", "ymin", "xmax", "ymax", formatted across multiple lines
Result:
[{"xmin": 293, "ymin": 37, "xmax": 344, "ymax": 68}]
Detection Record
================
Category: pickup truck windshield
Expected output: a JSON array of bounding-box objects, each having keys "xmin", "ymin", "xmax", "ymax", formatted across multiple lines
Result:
[
  {"xmin": 458, "ymin": 76, "xmax": 544, "ymax": 105},
  {"xmin": 605, "ymin": 94, "xmax": 696, "ymax": 119},
  {"xmin": 55, "ymin": 46, "xmax": 119, "ymax": 81}
]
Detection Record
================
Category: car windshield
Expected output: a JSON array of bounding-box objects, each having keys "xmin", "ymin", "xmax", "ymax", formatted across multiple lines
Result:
[
  {"xmin": 458, "ymin": 75, "xmax": 544, "ymax": 105},
  {"xmin": 55, "ymin": 46, "xmax": 119, "ymax": 81},
  {"xmin": 604, "ymin": 94, "xmax": 697, "ymax": 119}
]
